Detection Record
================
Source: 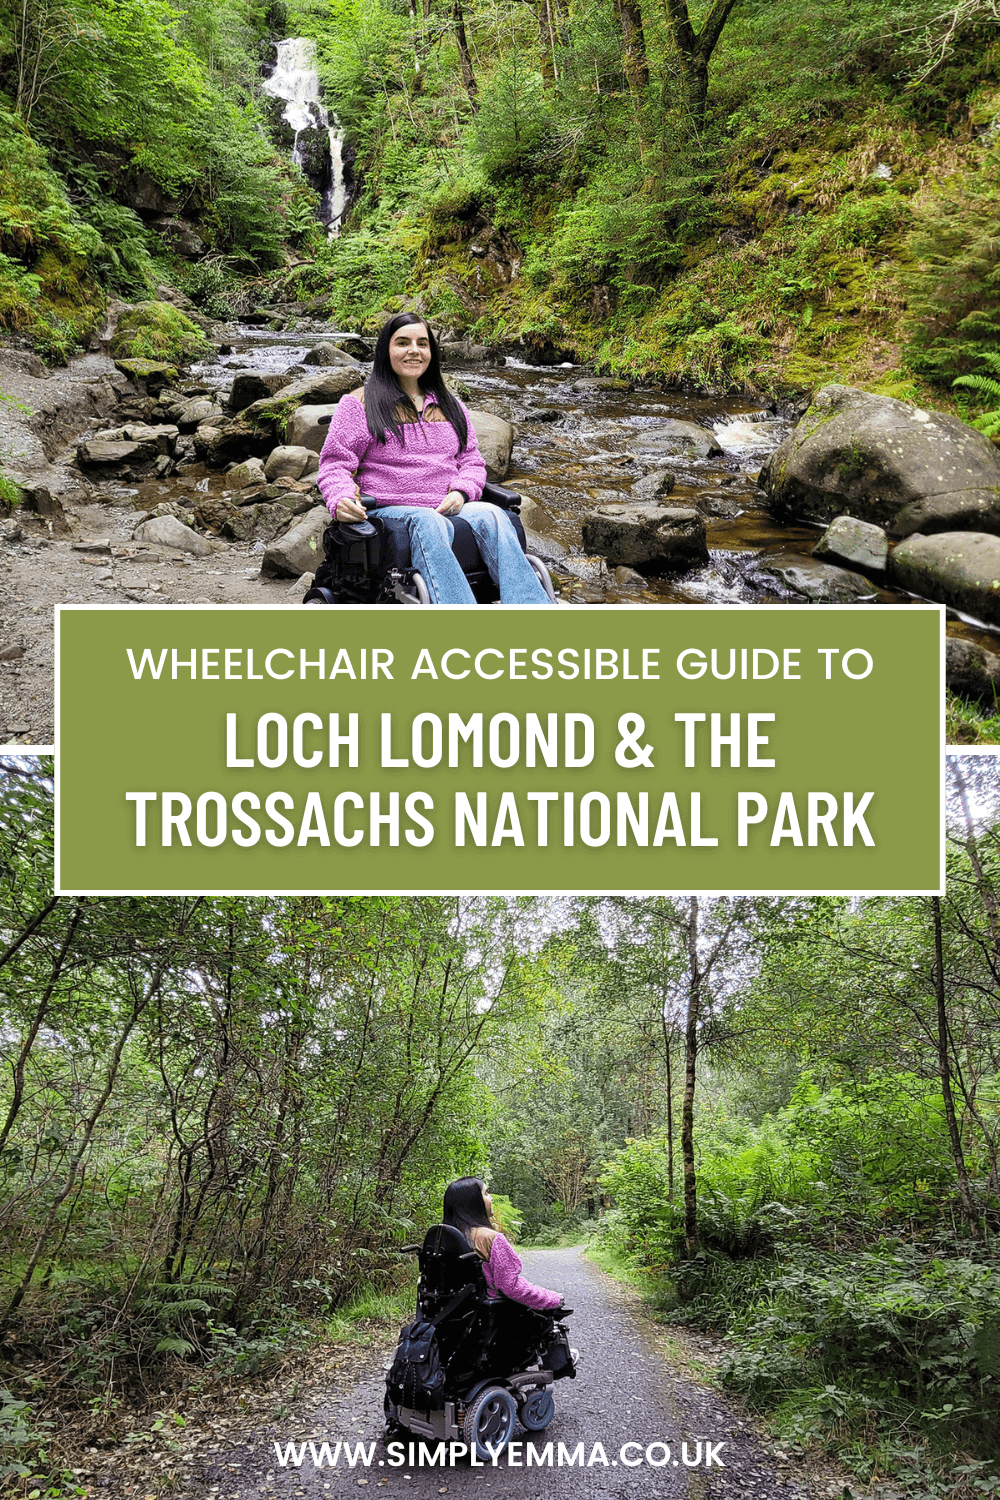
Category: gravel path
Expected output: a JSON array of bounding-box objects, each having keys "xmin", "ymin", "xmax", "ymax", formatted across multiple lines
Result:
[{"xmin": 185, "ymin": 1250, "xmax": 827, "ymax": 1500}]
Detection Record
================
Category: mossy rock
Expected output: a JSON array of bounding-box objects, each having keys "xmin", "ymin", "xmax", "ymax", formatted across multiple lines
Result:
[
  {"xmin": 110, "ymin": 301, "xmax": 210, "ymax": 364},
  {"xmin": 114, "ymin": 358, "xmax": 180, "ymax": 394}
]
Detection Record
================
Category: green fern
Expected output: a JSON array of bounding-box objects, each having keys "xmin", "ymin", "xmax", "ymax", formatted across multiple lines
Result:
[
  {"xmin": 952, "ymin": 372, "xmax": 1000, "ymax": 438},
  {"xmin": 153, "ymin": 1336, "xmax": 195, "ymax": 1357}
]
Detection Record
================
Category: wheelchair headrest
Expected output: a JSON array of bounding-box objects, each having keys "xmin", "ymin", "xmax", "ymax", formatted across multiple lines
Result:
[{"xmin": 422, "ymin": 1223, "xmax": 475, "ymax": 1257}]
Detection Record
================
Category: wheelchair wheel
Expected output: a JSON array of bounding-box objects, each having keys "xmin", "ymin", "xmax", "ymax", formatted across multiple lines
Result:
[
  {"xmin": 462, "ymin": 1385, "xmax": 517, "ymax": 1460},
  {"xmin": 409, "ymin": 571, "xmax": 431, "ymax": 605},
  {"xmin": 527, "ymin": 554, "xmax": 557, "ymax": 602},
  {"xmin": 303, "ymin": 586, "xmax": 336, "ymax": 605},
  {"xmin": 518, "ymin": 1387, "xmax": 555, "ymax": 1431}
]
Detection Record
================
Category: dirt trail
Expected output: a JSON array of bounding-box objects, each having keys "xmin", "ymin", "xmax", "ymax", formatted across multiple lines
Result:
[{"xmin": 114, "ymin": 1249, "xmax": 861, "ymax": 1500}]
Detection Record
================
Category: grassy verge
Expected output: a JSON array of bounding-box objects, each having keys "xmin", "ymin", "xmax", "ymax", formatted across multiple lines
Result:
[{"xmin": 946, "ymin": 690, "xmax": 1000, "ymax": 745}]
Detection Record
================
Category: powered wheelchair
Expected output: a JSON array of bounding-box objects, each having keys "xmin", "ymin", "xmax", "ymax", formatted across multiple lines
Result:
[
  {"xmin": 303, "ymin": 483, "xmax": 556, "ymax": 606},
  {"xmin": 384, "ymin": 1224, "xmax": 577, "ymax": 1460}
]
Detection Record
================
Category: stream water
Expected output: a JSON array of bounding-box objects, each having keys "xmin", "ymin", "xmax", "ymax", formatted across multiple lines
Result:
[{"xmin": 182, "ymin": 325, "xmax": 995, "ymax": 637}]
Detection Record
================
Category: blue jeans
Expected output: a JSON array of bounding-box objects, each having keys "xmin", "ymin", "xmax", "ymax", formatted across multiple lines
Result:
[{"xmin": 375, "ymin": 503, "xmax": 552, "ymax": 605}]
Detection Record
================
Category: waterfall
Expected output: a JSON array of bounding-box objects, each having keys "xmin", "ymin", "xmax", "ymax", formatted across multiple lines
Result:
[{"xmin": 263, "ymin": 37, "xmax": 347, "ymax": 237}]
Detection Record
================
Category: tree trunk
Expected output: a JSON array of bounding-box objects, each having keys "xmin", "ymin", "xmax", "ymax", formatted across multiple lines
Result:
[
  {"xmin": 661, "ymin": 1012, "xmax": 674, "ymax": 1199},
  {"xmin": 451, "ymin": 0, "xmax": 478, "ymax": 107},
  {"xmin": 614, "ymin": 0, "xmax": 649, "ymax": 93},
  {"xmin": 663, "ymin": 0, "xmax": 740, "ymax": 128},
  {"xmin": 681, "ymin": 897, "xmax": 700, "ymax": 1256},
  {"xmin": 932, "ymin": 896, "xmax": 982, "ymax": 1238}
]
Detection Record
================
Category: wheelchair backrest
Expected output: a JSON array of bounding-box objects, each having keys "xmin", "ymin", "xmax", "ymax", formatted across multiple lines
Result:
[{"xmin": 417, "ymin": 1224, "xmax": 486, "ymax": 1318}]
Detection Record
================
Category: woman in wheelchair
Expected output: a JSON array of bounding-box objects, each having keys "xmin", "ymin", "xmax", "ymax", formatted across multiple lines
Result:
[
  {"xmin": 443, "ymin": 1177, "xmax": 565, "ymax": 1311},
  {"xmin": 316, "ymin": 312, "xmax": 553, "ymax": 605}
]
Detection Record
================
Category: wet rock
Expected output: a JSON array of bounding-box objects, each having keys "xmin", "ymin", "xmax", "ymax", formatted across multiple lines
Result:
[
  {"xmin": 700, "ymin": 493, "xmax": 743, "ymax": 519},
  {"xmin": 470, "ymin": 410, "xmax": 513, "ymax": 481},
  {"xmin": 582, "ymin": 504, "xmax": 708, "ymax": 571},
  {"xmin": 613, "ymin": 565, "xmax": 647, "ymax": 589},
  {"xmin": 260, "ymin": 505, "xmax": 329, "ymax": 578},
  {"xmin": 440, "ymin": 340, "xmax": 490, "ymax": 364},
  {"xmin": 193, "ymin": 419, "xmax": 272, "ymax": 467},
  {"xmin": 112, "ymin": 359, "xmax": 179, "ymax": 394},
  {"xmin": 333, "ymin": 337, "xmax": 372, "ymax": 360},
  {"xmin": 265, "ymin": 445, "xmax": 319, "ymax": 481},
  {"xmin": 227, "ymin": 457, "xmax": 267, "ymax": 490},
  {"xmin": 630, "ymin": 469, "xmax": 677, "ymax": 502},
  {"xmin": 229, "ymin": 372, "xmax": 293, "ymax": 413},
  {"xmin": 122, "ymin": 423, "xmax": 178, "ymax": 454},
  {"xmin": 524, "ymin": 529, "xmax": 567, "ymax": 562},
  {"xmin": 629, "ymin": 419, "xmax": 724, "ymax": 462},
  {"xmin": 133, "ymin": 513, "xmax": 217, "ymax": 557},
  {"xmin": 194, "ymin": 497, "xmax": 240, "ymax": 534},
  {"xmin": 523, "ymin": 407, "xmax": 562, "ymax": 423},
  {"xmin": 1, "ymin": 519, "xmax": 23, "ymax": 543},
  {"xmin": 239, "ymin": 369, "xmax": 362, "ymax": 435},
  {"xmin": 752, "ymin": 553, "xmax": 879, "ymax": 602},
  {"xmin": 571, "ymin": 377, "xmax": 630, "ymax": 392},
  {"xmin": 764, "ymin": 383, "xmax": 1000, "ymax": 536},
  {"xmin": 176, "ymin": 397, "xmax": 224, "ymax": 431},
  {"xmin": 78, "ymin": 440, "xmax": 148, "ymax": 468},
  {"xmin": 303, "ymin": 344, "xmax": 358, "ymax": 366},
  {"xmin": 813, "ymin": 515, "xmax": 888, "ymax": 574},
  {"xmin": 890, "ymin": 531, "xmax": 1000, "ymax": 625},
  {"xmin": 519, "ymin": 494, "xmax": 555, "ymax": 531},
  {"xmin": 288, "ymin": 403, "xmax": 337, "ymax": 453},
  {"xmin": 946, "ymin": 635, "xmax": 1000, "ymax": 705}
]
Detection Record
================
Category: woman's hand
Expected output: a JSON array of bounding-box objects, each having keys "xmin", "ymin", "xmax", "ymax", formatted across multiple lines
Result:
[
  {"xmin": 335, "ymin": 486, "xmax": 368, "ymax": 522},
  {"xmin": 436, "ymin": 490, "xmax": 465, "ymax": 516}
]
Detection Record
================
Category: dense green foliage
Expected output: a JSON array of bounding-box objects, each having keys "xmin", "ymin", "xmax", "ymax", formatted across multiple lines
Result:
[
  {"xmin": 274, "ymin": 0, "xmax": 1000, "ymax": 396},
  {"xmin": 0, "ymin": 0, "xmax": 312, "ymax": 357},
  {"xmin": 4, "ymin": 766, "xmax": 1000, "ymax": 1498}
]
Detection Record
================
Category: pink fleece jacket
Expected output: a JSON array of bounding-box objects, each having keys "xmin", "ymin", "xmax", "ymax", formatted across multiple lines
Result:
[
  {"xmin": 316, "ymin": 390, "xmax": 487, "ymax": 514},
  {"xmin": 482, "ymin": 1233, "xmax": 562, "ymax": 1311}
]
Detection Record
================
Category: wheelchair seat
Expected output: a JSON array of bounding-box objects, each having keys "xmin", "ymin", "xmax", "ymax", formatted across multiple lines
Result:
[
  {"xmin": 303, "ymin": 484, "xmax": 556, "ymax": 605},
  {"xmin": 384, "ymin": 1223, "xmax": 576, "ymax": 1460}
]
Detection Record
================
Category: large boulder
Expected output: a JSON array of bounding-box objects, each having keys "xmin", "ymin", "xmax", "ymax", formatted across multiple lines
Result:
[
  {"xmin": 193, "ymin": 419, "xmax": 273, "ymax": 467},
  {"xmin": 261, "ymin": 505, "xmax": 329, "ymax": 578},
  {"xmin": 628, "ymin": 420, "xmax": 723, "ymax": 462},
  {"xmin": 239, "ymin": 369, "xmax": 362, "ymax": 434},
  {"xmin": 749, "ymin": 554, "xmax": 878, "ymax": 603},
  {"xmin": 265, "ymin": 445, "xmax": 319, "ymax": 481},
  {"xmin": 112, "ymin": 358, "xmax": 178, "ymax": 394},
  {"xmin": 763, "ymin": 384, "xmax": 1000, "ymax": 537},
  {"xmin": 890, "ymin": 532, "xmax": 1000, "ymax": 625},
  {"xmin": 288, "ymin": 403, "xmax": 337, "ymax": 453},
  {"xmin": 581, "ymin": 504, "xmax": 708, "ymax": 571},
  {"xmin": 176, "ymin": 397, "xmax": 224, "ymax": 431},
  {"xmin": 303, "ymin": 344, "xmax": 360, "ymax": 366},
  {"xmin": 77, "ymin": 439, "xmax": 149, "ymax": 468},
  {"xmin": 109, "ymin": 302, "xmax": 210, "ymax": 365},
  {"xmin": 229, "ymin": 372, "xmax": 293, "ymax": 412},
  {"xmin": 227, "ymin": 457, "xmax": 267, "ymax": 490},
  {"xmin": 469, "ymin": 409, "xmax": 513, "ymax": 480}
]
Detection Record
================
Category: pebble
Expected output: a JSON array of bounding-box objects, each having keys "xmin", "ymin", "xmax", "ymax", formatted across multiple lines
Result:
[{"xmin": 0, "ymin": 645, "xmax": 25, "ymax": 661}]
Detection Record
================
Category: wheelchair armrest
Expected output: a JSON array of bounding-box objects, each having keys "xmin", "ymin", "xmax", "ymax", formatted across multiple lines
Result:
[{"xmin": 481, "ymin": 481, "xmax": 521, "ymax": 514}]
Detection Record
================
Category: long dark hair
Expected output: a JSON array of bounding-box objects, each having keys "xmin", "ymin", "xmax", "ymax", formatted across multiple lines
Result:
[
  {"xmin": 364, "ymin": 312, "xmax": 469, "ymax": 451},
  {"xmin": 443, "ymin": 1176, "xmax": 493, "ymax": 1246}
]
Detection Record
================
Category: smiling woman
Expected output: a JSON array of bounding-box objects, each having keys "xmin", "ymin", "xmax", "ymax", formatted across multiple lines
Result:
[{"xmin": 315, "ymin": 311, "xmax": 552, "ymax": 605}]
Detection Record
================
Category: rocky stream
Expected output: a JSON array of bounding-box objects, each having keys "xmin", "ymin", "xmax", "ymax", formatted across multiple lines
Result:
[{"xmin": 2, "ymin": 313, "xmax": 999, "ymax": 746}]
